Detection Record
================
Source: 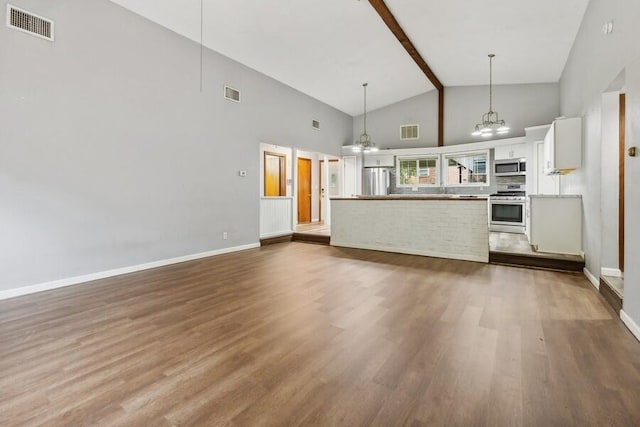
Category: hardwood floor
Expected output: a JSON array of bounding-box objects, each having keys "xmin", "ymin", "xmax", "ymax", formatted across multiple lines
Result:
[{"xmin": 1, "ymin": 243, "xmax": 640, "ymax": 426}]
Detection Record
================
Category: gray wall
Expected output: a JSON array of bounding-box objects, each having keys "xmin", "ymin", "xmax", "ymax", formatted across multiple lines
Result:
[
  {"xmin": 559, "ymin": 0, "xmax": 640, "ymax": 326},
  {"xmin": 352, "ymin": 83, "xmax": 560, "ymax": 148},
  {"xmin": 0, "ymin": 0, "xmax": 352, "ymax": 291}
]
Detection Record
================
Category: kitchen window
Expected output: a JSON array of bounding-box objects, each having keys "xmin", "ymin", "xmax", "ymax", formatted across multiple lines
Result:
[
  {"xmin": 444, "ymin": 151, "xmax": 489, "ymax": 186},
  {"xmin": 397, "ymin": 156, "xmax": 439, "ymax": 187}
]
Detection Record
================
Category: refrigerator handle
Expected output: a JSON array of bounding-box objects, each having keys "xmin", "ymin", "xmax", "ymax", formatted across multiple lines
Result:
[{"xmin": 385, "ymin": 169, "xmax": 390, "ymax": 195}]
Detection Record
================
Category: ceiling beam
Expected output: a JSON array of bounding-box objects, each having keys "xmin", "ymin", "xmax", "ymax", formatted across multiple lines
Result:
[{"xmin": 367, "ymin": 0, "xmax": 445, "ymax": 145}]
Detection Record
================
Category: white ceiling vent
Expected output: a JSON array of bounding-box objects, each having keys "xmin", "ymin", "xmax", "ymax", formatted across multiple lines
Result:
[
  {"xmin": 6, "ymin": 4, "xmax": 54, "ymax": 41},
  {"xmin": 312, "ymin": 120, "xmax": 320, "ymax": 130},
  {"xmin": 224, "ymin": 85, "xmax": 241, "ymax": 103},
  {"xmin": 400, "ymin": 124, "xmax": 419, "ymax": 140}
]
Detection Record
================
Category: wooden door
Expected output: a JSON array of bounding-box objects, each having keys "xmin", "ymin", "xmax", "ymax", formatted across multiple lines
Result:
[
  {"xmin": 264, "ymin": 152, "xmax": 286, "ymax": 196},
  {"xmin": 297, "ymin": 158, "xmax": 312, "ymax": 223}
]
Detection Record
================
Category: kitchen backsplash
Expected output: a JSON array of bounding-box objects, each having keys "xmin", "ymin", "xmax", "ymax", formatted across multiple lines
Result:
[{"xmin": 495, "ymin": 175, "xmax": 526, "ymax": 185}]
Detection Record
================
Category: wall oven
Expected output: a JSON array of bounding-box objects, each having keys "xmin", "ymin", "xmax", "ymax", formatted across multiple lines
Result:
[
  {"xmin": 494, "ymin": 159, "xmax": 526, "ymax": 176},
  {"xmin": 489, "ymin": 184, "xmax": 526, "ymax": 233}
]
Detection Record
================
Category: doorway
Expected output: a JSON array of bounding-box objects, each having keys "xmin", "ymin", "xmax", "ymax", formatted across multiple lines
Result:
[
  {"xmin": 297, "ymin": 157, "xmax": 312, "ymax": 223},
  {"xmin": 319, "ymin": 160, "xmax": 324, "ymax": 222},
  {"xmin": 264, "ymin": 152, "xmax": 286, "ymax": 196},
  {"xmin": 619, "ymin": 93, "xmax": 625, "ymax": 272},
  {"xmin": 318, "ymin": 159, "xmax": 340, "ymax": 223}
]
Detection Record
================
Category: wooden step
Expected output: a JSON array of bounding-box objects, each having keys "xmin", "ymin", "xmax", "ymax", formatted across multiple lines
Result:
[
  {"xmin": 489, "ymin": 251, "xmax": 585, "ymax": 272},
  {"xmin": 599, "ymin": 277, "xmax": 623, "ymax": 314},
  {"xmin": 260, "ymin": 234, "xmax": 293, "ymax": 246},
  {"xmin": 291, "ymin": 233, "xmax": 330, "ymax": 245}
]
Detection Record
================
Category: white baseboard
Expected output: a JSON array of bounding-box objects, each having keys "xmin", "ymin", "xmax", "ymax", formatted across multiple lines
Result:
[
  {"xmin": 621, "ymin": 310, "xmax": 640, "ymax": 342},
  {"xmin": 583, "ymin": 267, "xmax": 599, "ymax": 290},
  {"xmin": 0, "ymin": 243, "xmax": 260, "ymax": 301},
  {"xmin": 601, "ymin": 267, "xmax": 623, "ymax": 278}
]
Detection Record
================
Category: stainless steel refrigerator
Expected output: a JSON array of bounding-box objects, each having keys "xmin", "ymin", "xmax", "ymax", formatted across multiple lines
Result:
[{"xmin": 363, "ymin": 167, "xmax": 391, "ymax": 196}]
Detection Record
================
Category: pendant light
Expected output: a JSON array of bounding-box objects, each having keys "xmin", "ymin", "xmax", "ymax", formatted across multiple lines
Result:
[
  {"xmin": 471, "ymin": 54, "xmax": 509, "ymax": 138},
  {"xmin": 353, "ymin": 83, "xmax": 378, "ymax": 153}
]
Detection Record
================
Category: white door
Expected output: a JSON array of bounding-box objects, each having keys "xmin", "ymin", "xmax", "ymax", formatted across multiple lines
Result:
[
  {"xmin": 343, "ymin": 156, "xmax": 357, "ymax": 197},
  {"xmin": 536, "ymin": 142, "xmax": 559, "ymax": 194}
]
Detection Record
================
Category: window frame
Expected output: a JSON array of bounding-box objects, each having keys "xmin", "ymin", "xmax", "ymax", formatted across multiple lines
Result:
[
  {"xmin": 443, "ymin": 150, "xmax": 490, "ymax": 187},
  {"xmin": 396, "ymin": 155, "xmax": 440, "ymax": 188}
]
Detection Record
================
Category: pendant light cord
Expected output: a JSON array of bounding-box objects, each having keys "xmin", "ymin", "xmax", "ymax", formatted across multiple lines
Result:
[
  {"xmin": 488, "ymin": 54, "xmax": 494, "ymax": 112},
  {"xmin": 363, "ymin": 83, "xmax": 368, "ymax": 134}
]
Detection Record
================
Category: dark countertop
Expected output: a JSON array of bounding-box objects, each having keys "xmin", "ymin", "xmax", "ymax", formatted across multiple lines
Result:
[{"xmin": 331, "ymin": 195, "xmax": 488, "ymax": 201}]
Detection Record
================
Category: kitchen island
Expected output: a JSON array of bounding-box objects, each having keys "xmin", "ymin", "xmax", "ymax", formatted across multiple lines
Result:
[{"xmin": 330, "ymin": 196, "xmax": 489, "ymax": 263}]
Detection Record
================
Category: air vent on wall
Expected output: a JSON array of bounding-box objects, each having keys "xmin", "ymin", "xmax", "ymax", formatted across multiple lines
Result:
[
  {"xmin": 224, "ymin": 85, "xmax": 241, "ymax": 103},
  {"xmin": 6, "ymin": 4, "xmax": 54, "ymax": 41},
  {"xmin": 312, "ymin": 120, "xmax": 320, "ymax": 130},
  {"xmin": 400, "ymin": 124, "xmax": 419, "ymax": 140}
]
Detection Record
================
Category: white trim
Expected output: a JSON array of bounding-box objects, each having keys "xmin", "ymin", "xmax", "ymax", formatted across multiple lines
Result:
[
  {"xmin": 601, "ymin": 267, "xmax": 623, "ymax": 278},
  {"xmin": 0, "ymin": 243, "xmax": 260, "ymax": 301},
  {"xmin": 583, "ymin": 267, "xmax": 599, "ymax": 290},
  {"xmin": 260, "ymin": 196, "xmax": 294, "ymax": 200},
  {"xmin": 620, "ymin": 310, "xmax": 640, "ymax": 342}
]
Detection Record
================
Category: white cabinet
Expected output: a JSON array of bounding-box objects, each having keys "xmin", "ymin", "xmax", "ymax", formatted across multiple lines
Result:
[
  {"xmin": 544, "ymin": 117, "xmax": 582, "ymax": 175},
  {"xmin": 494, "ymin": 143, "xmax": 527, "ymax": 160},
  {"xmin": 529, "ymin": 195, "xmax": 582, "ymax": 254},
  {"xmin": 364, "ymin": 154, "xmax": 394, "ymax": 167}
]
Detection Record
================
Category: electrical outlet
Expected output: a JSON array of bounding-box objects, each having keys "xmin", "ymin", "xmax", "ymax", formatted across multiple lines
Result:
[{"xmin": 223, "ymin": 232, "xmax": 228, "ymax": 240}]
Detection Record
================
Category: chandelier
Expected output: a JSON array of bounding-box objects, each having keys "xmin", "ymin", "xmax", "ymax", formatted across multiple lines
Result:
[
  {"xmin": 472, "ymin": 54, "xmax": 509, "ymax": 138},
  {"xmin": 353, "ymin": 83, "xmax": 378, "ymax": 153}
]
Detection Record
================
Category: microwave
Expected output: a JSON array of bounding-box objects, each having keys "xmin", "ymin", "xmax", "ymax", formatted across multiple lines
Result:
[{"xmin": 494, "ymin": 159, "xmax": 526, "ymax": 176}]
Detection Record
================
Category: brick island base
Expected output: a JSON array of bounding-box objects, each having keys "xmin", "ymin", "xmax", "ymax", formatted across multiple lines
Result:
[{"xmin": 330, "ymin": 197, "xmax": 489, "ymax": 263}]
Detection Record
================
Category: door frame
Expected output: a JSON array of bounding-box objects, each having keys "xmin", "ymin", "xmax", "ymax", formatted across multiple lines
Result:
[
  {"xmin": 263, "ymin": 151, "xmax": 287, "ymax": 197},
  {"xmin": 297, "ymin": 157, "xmax": 312, "ymax": 224},
  {"xmin": 619, "ymin": 93, "xmax": 626, "ymax": 272},
  {"xmin": 319, "ymin": 159, "xmax": 324, "ymax": 223}
]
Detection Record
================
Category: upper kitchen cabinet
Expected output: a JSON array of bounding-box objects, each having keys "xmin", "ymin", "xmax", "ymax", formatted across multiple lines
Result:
[
  {"xmin": 363, "ymin": 154, "xmax": 394, "ymax": 167},
  {"xmin": 543, "ymin": 117, "xmax": 582, "ymax": 175},
  {"xmin": 494, "ymin": 143, "xmax": 527, "ymax": 160}
]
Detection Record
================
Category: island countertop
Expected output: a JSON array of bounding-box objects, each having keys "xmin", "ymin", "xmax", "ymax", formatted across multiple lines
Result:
[{"xmin": 331, "ymin": 195, "xmax": 488, "ymax": 201}]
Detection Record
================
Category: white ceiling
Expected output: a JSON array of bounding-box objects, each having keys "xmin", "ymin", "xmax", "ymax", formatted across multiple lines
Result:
[{"xmin": 109, "ymin": 0, "xmax": 589, "ymax": 116}]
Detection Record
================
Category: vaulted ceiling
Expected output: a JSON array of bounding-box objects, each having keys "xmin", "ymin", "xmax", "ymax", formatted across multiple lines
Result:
[{"xmin": 109, "ymin": 0, "xmax": 589, "ymax": 116}]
